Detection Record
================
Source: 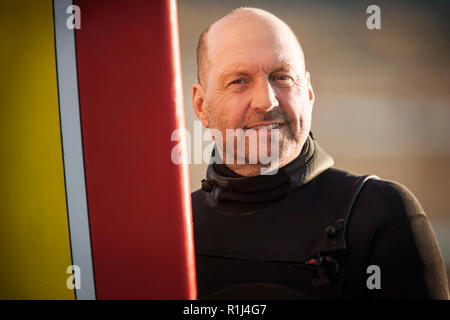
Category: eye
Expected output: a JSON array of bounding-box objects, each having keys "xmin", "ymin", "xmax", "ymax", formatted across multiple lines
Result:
[
  {"xmin": 275, "ymin": 75, "xmax": 291, "ymax": 81},
  {"xmin": 230, "ymin": 79, "xmax": 246, "ymax": 85},
  {"xmin": 273, "ymin": 74, "xmax": 294, "ymax": 87}
]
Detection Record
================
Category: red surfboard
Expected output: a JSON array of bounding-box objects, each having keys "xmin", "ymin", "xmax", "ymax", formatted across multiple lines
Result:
[{"xmin": 74, "ymin": 0, "xmax": 196, "ymax": 299}]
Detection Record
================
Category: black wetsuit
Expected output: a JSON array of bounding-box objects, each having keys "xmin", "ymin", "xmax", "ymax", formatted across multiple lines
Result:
[{"xmin": 191, "ymin": 133, "xmax": 449, "ymax": 299}]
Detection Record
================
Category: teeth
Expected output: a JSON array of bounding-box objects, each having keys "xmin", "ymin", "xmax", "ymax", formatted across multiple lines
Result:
[{"xmin": 247, "ymin": 123, "xmax": 280, "ymax": 130}]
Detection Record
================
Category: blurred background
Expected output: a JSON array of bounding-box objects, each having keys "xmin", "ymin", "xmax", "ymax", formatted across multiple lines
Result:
[{"xmin": 178, "ymin": 0, "xmax": 450, "ymax": 283}]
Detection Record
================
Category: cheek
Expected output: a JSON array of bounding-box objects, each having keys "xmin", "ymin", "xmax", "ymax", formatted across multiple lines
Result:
[
  {"xmin": 279, "ymin": 92, "xmax": 300, "ymax": 122},
  {"xmin": 208, "ymin": 93, "xmax": 249, "ymax": 129},
  {"xmin": 279, "ymin": 89, "xmax": 312, "ymax": 131}
]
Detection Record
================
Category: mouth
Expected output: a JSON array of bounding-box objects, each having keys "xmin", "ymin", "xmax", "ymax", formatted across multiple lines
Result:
[{"xmin": 243, "ymin": 122, "xmax": 284, "ymax": 131}]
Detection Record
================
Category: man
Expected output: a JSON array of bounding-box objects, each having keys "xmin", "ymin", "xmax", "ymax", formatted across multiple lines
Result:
[{"xmin": 190, "ymin": 7, "xmax": 449, "ymax": 299}]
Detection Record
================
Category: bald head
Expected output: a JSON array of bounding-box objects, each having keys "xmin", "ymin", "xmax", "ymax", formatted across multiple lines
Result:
[{"xmin": 196, "ymin": 7, "xmax": 305, "ymax": 86}]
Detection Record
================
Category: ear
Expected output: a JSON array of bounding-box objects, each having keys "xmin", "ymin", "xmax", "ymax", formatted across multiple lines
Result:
[
  {"xmin": 192, "ymin": 83, "xmax": 209, "ymax": 128},
  {"xmin": 305, "ymin": 71, "xmax": 315, "ymax": 108}
]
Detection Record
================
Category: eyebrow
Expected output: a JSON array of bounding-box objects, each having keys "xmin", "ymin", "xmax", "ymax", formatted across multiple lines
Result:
[
  {"xmin": 269, "ymin": 59, "xmax": 296, "ymax": 74},
  {"xmin": 219, "ymin": 61, "xmax": 295, "ymax": 82},
  {"xmin": 218, "ymin": 64, "xmax": 257, "ymax": 81}
]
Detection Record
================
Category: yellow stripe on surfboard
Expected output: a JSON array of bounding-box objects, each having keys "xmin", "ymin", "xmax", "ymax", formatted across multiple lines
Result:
[{"xmin": 0, "ymin": 0, "xmax": 75, "ymax": 299}]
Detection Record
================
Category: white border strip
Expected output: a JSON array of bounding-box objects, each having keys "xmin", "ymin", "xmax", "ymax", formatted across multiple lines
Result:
[{"xmin": 53, "ymin": 0, "xmax": 96, "ymax": 300}]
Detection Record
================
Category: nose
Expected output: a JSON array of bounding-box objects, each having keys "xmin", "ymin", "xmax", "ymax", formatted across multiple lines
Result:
[{"xmin": 250, "ymin": 77, "xmax": 278, "ymax": 112}]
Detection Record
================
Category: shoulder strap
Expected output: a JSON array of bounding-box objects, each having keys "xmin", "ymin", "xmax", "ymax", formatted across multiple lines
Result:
[{"xmin": 342, "ymin": 174, "xmax": 379, "ymax": 250}]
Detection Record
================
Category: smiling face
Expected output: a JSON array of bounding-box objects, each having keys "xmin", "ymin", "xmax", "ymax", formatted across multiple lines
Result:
[{"xmin": 193, "ymin": 9, "xmax": 315, "ymax": 176}]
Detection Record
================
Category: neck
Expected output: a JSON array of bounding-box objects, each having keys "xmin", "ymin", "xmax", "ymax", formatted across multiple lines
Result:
[{"xmin": 203, "ymin": 134, "xmax": 335, "ymax": 215}]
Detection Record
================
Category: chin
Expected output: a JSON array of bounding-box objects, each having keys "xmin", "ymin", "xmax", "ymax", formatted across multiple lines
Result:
[{"xmin": 279, "ymin": 142, "xmax": 303, "ymax": 164}]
